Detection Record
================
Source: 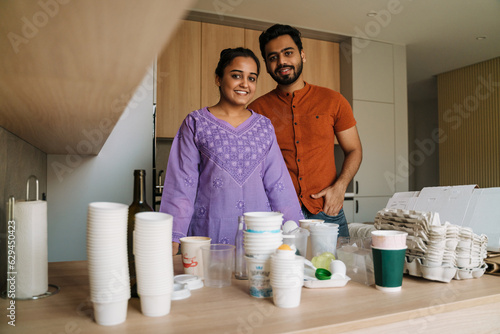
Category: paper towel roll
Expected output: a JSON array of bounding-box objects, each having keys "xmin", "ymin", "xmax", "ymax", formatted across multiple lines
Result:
[{"xmin": 14, "ymin": 200, "xmax": 48, "ymax": 299}]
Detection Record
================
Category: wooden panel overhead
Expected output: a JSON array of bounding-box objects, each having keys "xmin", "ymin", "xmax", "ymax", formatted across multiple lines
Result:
[{"xmin": 0, "ymin": 0, "xmax": 195, "ymax": 154}]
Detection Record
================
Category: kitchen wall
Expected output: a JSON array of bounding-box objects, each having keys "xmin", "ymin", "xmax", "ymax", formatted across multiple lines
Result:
[
  {"xmin": 438, "ymin": 57, "xmax": 500, "ymax": 187},
  {"xmin": 46, "ymin": 69, "xmax": 154, "ymax": 262},
  {"xmin": 0, "ymin": 127, "xmax": 47, "ymax": 292},
  {"xmin": 408, "ymin": 99, "xmax": 440, "ymax": 191}
]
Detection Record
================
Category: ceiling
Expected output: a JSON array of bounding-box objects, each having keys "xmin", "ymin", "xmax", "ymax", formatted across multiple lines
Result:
[{"xmin": 190, "ymin": 0, "xmax": 500, "ymax": 103}]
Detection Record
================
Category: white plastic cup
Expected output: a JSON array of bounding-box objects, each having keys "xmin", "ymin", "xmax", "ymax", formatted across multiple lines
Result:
[
  {"xmin": 244, "ymin": 212, "xmax": 283, "ymax": 232},
  {"xmin": 140, "ymin": 294, "xmax": 171, "ymax": 317},
  {"xmin": 272, "ymin": 286, "xmax": 302, "ymax": 308},
  {"xmin": 180, "ymin": 237, "xmax": 211, "ymax": 278},
  {"xmin": 246, "ymin": 256, "xmax": 272, "ymax": 298},
  {"xmin": 93, "ymin": 300, "xmax": 128, "ymax": 326}
]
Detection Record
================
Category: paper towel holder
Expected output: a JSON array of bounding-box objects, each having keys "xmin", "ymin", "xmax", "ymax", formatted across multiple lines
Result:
[
  {"xmin": 26, "ymin": 175, "xmax": 39, "ymax": 201},
  {"xmin": 1, "ymin": 179, "xmax": 61, "ymax": 300}
]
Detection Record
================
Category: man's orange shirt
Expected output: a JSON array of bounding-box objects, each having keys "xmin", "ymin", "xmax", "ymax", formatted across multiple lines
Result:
[{"xmin": 248, "ymin": 82, "xmax": 356, "ymax": 214}]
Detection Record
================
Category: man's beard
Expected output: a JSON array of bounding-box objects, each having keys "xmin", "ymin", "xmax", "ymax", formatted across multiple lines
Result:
[{"xmin": 270, "ymin": 60, "xmax": 303, "ymax": 85}]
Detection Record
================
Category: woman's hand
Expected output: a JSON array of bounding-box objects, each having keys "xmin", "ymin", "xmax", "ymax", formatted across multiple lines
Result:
[{"xmin": 172, "ymin": 242, "xmax": 180, "ymax": 256}]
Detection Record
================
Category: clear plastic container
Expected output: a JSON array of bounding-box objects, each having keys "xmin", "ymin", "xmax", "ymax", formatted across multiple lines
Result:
[{"xmin": 282, "ymin": 227, "xmax": 309, "ymax": 258}]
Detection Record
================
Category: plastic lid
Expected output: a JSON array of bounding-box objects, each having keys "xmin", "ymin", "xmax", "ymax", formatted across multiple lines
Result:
[
  {"xmin": 174, "ymin": 274, "xmax": 204, "ymax": 290},
  {"xmin": 171, "ymin": 283, "xmax": 191, "ymax": 300}
]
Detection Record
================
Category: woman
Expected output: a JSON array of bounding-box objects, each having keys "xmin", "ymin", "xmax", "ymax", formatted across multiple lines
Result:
[{"xmin": 159, "ymin": 47, "xmax": 303, "ymax": 255}]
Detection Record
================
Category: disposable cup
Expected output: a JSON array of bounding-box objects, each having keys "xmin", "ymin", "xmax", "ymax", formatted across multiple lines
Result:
[
  {"xmin": 244, "ymin": 234, "xmax": 283, "ymax": 241},
  {"xmin": 244, "ymin": 211, "xmax": 284, "ymax": 221},
  {"xmin": 310, "ymin": 223, "xmax": 339, "ymax": 258},
  {"xmin": 180, "ymin": 237, "xmax": 211, "ymax": 278},
  {"xmin": 201, "ymin": 244, "xmax": 235, "ymax": 288},
  {"xmin": 246, "ymin": 225, "xmax": 282, "ymax": 233},
  {"xmin": 299, "ymin": 219, "xmax": 324, "ymax": 228},
  {"xmin": 243, "ymin": 231, "xmax": 282, "ymax": 239},
  {"xmin": 272, "ymin": 286, "xmax": 302, "ymax": 308},
  {"xmin": 135, "ymin": 211, "xmax": 172, "ymax": 222},
  {"xmin": 270, "ymin": 278, "xmax": 303, "ymax": 288},
  {"xmin": 245, "ymin": 249, "xmax": 279, "ymax": 256},
  {"xmin": 371, "ymin": 230, "xmax": 408, "ymax": 249},
  {"xmin": 88, "ymin": 202, "xmax": 128, "ymax": 214},
  {"xmin": 93, "ymin": 300, "xmax": 128, "ymax": 326},
  {"xmin": 300, "ymin": 220, "xmax": 323, "ymax": 260},
  {"xmin": 246, "ymin": 256, "xmax": 272, "ymax": 298},
  {"xmin": 140, "ymin": 294, "xmax": 171, "ymax": 317},
  {"xmin": 372, "ymin": 247, "xmax": 407, "ymax": 292}
]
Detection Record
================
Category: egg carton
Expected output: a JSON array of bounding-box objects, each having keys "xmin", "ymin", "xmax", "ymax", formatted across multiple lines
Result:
[
  {"xmin": 377, "ymin": 209, "xmax": 489, "ymax": 282},
  {"xmin": 405, "ymin": 257, "xmax": 451, "ymax": 282}
]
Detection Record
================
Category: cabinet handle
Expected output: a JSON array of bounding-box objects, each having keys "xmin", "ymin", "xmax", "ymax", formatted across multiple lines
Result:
[
  {"xmin": 355, "ymin": 181, "xmax": 359, "ymax": 194},
  {"xmin": 355, "ymin": 200, "xmax": 359, "ymax": 214}
]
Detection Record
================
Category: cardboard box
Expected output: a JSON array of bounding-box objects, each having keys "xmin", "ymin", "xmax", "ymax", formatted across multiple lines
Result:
[{"xmin": 386, "ymin": 185, "xmax": 500, "ymax": 251}]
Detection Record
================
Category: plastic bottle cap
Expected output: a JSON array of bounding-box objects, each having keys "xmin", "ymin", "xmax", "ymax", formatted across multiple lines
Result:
[{"xmin": 315, "ymin": 268, "xmax": 332, "ymax": 280}]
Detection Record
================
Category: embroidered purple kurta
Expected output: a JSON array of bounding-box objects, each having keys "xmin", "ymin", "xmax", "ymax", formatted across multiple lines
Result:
[{"xmin": 160, "ymin": 107, "xmax": 303, "ymax": 245}]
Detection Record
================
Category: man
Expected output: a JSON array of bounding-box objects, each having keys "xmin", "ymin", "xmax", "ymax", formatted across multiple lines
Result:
[{"xmin": 248, "ymin": 24, "xmax": 362, "ymax": 237}]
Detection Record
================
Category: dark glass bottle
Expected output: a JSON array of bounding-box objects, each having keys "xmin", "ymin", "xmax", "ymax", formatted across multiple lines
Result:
[{"xmin": 128, "ymin": 169, "xmax": 154, "ymax": 297}]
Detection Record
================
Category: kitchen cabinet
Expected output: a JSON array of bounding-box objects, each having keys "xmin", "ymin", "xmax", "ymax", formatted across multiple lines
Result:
[
  {"xmin": 201, "ymin": 23, "xmax": 245, "ymax": 107},
  {"xmin": 244, "ymin": 29, "xmax": 277, "ymax": 102},
  {"xmin": 156, "ymin": 20, "xmax": 201, "ymax": 138},
  {"xmin": 353, "ymin": 196, "xmax": 392, "ymax": 223},
  {"xmin": 352, "ymin": 40, "xmax": 394, "ymax": 103},
  {"xmin": 302, "ymin": 37, "xmax": 340, "ymax": 92},
  {"xmin": 341, "ymin": 39, "xmax": 408, "ymax": 223},
  {"xmin": 353, "ymin": 100, "xmax": 395, "ymax": 197}
]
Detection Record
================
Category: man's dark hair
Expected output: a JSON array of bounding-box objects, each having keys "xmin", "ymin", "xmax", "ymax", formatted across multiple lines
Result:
[{"xmin": 258, "ymin": 24, "xmax": 303, "ymax": 59}]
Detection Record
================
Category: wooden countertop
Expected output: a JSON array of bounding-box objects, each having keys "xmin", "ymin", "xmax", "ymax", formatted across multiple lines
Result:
[{"xmin": 2, "ymin": 256, "xmax": 500, "ymax": 334}]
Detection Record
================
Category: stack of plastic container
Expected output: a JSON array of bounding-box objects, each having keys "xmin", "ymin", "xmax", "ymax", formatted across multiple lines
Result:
[{"xmin": 243, "ymin": 212, "xmax": 284, "ymax": 298}]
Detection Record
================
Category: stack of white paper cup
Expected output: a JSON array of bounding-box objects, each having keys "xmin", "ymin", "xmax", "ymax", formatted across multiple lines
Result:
[
  {"xmin": 87, "ymin": 202, "xmax": 130, "ymax": 326},
  {"xmin": 270, "ymin": 249, "xmax": 304, "ymax": 308},
  {"xmin": 133, "ymin": 212, "xmax": 174, "ymax": 317},
  {"xmin": 243, "ymin": 212, "xmax": 284, "ymax": 298}
]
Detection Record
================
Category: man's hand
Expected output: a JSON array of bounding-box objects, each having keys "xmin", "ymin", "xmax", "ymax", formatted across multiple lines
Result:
[
  {"xmin": 311, "ymin": 126, "xmax": 362, "ymax": 216},
  {"xmin": 311, "ymin": 184, "xmax": 346, "ymax": 216}
]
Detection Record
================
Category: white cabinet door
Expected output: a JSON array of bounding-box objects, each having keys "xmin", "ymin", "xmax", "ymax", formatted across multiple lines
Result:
[
  {"xmin": 353, "ymin": 196, "xmax": 391, "ymax": 223},
  {"xmin": 352, "ymin": 39, "xmax": 394, "ymax": 103},
  {"xmin": 343, "ymin": 199, "xmax": 354, "ymax": 223},
  {"xmin": 353, "ymin": 100, "xmax": 395, "ymax": 197}
]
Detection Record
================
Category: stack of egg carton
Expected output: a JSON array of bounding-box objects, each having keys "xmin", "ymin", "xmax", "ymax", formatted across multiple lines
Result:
[{"xmin": 374, "ymin": 208, "xmax": 488, "ymax": 283}]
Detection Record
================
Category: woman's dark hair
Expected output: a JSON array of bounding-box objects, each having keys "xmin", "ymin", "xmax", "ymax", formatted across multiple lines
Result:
[
  {"xmin": 214, "ymin": 47, "xmax": 260, "ymax": 78},
  {"xmin": 258, "ymin": 24, "xmax": 303, "ymax": 59}
]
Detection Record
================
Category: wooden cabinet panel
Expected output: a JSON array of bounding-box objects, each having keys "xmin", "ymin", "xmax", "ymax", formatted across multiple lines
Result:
[
  {"xmin": 156, "ymin": 20, "xmax": 201, "ymax": 138},
  {"xmin": 302, "ymin": 38, "xmax": 340, "ymax": 92},
  {"xmin": 244, "ymin": 29, "xmax": 277, "ymax": 103},
  {"xmin": 201, "ymin": 23, "xmax": 245, "ymax": 108}
]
